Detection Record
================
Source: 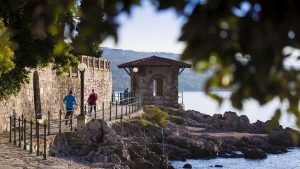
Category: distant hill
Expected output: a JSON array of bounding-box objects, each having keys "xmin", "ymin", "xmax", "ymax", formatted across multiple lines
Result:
[{"xmin": 102, "ymin": 48, "xmax": 211, "ymax": 91}]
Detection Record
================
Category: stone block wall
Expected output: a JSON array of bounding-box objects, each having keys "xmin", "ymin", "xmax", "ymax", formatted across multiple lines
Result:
[
  {"xmin": 134, "ymin": 66, "xmax": 179, "ymax": 107},
  {"xmin": 0, "ymin": 56, "xmax": 112, "ymax": 133}
]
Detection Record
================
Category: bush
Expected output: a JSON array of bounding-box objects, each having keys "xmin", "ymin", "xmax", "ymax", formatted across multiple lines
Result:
[
  {"xmin": 143, "ymin": 105, "xmax": 169, "ymax": 127},
  {"xmin": 170, "ymin": 115, "xmax": 185, "ymax": 125}
]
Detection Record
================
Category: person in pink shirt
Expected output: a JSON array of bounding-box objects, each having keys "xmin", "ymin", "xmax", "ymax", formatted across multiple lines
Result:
[{"xmin": 87, "ymin": 89, "xmax": 97, "ymax": 116}]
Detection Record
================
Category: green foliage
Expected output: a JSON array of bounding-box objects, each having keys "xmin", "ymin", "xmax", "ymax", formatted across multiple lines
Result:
[
  {"xmin": 267, "ymin": 109, "xmax": 281, "ymax": 131},
  {"xmin": 1, "ymin": 0, "xmax": 300, "ymax": 128},
  {"xmin": 170, "ymin": 115, "xmax": 185, "ymax": 125},
  {"xmin": 143, "ymin": 105, "xmax": 169, "ymax": 127},
  {"xmin": 138, "ymin": 118, "xmax": 150, "ymax": 127},
  {"xmin": 0, "ymin": 67, "xmax": 29, "ymax": 100},
  {"xmin": 0, "ymin": 19, "xmax": 14, "ymax": 76}
]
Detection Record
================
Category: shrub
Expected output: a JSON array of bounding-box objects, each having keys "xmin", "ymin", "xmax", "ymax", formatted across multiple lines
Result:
[
  {"xmin": 170, "ymin": 115, "xmax": 185, "ymax": 125},
  {"xmin": 143, "ymin": 105, "xmax": 169, "ymax": 127}
]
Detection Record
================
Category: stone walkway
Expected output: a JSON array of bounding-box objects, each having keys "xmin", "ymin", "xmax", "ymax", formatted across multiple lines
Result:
[{"xmin": 0, "ymin": 133, "xmax": 90, "ymax": 169}]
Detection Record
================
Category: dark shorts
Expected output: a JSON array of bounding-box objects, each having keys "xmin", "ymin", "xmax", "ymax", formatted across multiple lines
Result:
[
  {"xmin": 65, "ymin": 108, "xmax": 73, "ymax": 117},
  {"xmin": 89, "ymin": 104, "xmax": 96, "ymax": 113}
]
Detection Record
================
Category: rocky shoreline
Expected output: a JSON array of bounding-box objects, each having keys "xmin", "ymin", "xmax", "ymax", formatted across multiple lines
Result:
[{"xmin": 50, "ymin": 106, "xmax": 300, "ymax": 169}]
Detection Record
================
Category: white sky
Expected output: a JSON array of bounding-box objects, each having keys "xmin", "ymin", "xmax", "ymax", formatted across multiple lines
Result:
[{"xmin": 102, "ymin": 1, "xmax": 185, "ymax": 53}]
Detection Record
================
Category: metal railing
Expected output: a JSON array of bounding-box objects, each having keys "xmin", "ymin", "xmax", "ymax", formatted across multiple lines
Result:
[
  {"xmin": 7, "ymin": 95, "xmax": 143, "ymax": 160},
  {"xmin": 9, "ymin": 114, "xmax": 47, "ymax": 160}
]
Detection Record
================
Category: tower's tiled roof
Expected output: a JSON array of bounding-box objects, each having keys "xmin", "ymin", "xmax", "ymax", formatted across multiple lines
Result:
[{"xmin": 118, "ymin": 56, "xmax": 191, "ymax": 68}]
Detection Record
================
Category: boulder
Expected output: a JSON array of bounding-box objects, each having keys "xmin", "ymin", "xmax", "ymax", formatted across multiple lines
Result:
[
  {"xmin": 185, "ymin": 118, "xmax": 213, "ymax": 128},
  {"xmin": 269, "ymin": 129, "xmax": 293, "ymax": 147},
  {"xmin": 243, "ymin": 148, "xmax": 267, "ymax": 159},
  {"xmin": 238, "ymin": 115, "xmax": 250, "ymax": 131},
  {"xmin": 215, "ymin": 165, "xmax": 223, "ymax": 168},
  {"xmin": 185, "ymin": 110, "xmax": 213, "ymax": 124},
  {"xmin": 183, "ymin": 163, "xmax": 192, "ymax": 168},
  {"xmin": 223, "ymin": 111, "xmax": 239, "ymax": 130}
]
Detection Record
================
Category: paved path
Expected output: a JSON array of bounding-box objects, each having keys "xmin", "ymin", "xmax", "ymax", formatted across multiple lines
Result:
[
  {"xmin": 0, "ymin": 133, "xmax": 90, "ymax": 169},
  {"xmin": 0, "ymin": 104, "xmax": 142, "ymax": 169}
]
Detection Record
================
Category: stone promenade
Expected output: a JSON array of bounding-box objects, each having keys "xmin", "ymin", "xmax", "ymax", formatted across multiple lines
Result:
[{"xmin": 0, "ymin": 132, "xmax": 90, "ymax": 169}]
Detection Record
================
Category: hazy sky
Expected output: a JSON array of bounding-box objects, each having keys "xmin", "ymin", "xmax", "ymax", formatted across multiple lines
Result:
[{"xmin": 102, "ymin": 1, "xmax": 185, "ymax": 53}]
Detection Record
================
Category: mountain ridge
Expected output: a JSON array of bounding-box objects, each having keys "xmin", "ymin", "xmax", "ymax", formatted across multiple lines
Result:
[{"xmin": 101, "ymin": 47, "xmax": 210, "ymax": 91}]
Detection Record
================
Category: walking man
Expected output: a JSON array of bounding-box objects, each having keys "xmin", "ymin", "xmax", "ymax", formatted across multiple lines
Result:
[
  {"xmin": 63, "ymin": 90, "xmax": 76, "ymax": 126},
  {"xmin": 87, "ymin": 89, "xmax": 98, "ymax": 116}
]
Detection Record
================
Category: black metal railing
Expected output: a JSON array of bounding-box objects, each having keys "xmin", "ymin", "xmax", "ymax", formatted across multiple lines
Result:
[
  {"xmin": 9, "ymin": 114, "xmax": 48, "ymax": 160},
  {"xmin": 7, "ymin": 95, "xmax": 143, "ymax": 160}
]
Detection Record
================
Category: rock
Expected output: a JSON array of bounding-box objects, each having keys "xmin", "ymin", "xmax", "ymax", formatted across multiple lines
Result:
[
  {"xmin": 238, "ymin": 115, "xmax": 250, "ymax": 131},
  {"xmin": 215, "ymin": 165, "xmax": 223, "ymax": 167},
  {"xmin": 183, "ymin": 163, "xmax": 192, "ymax": 168},
  {"xmin": 269, "ymin": 129, "xmax": 293, "ymax": 147},
  {"xmin": 212, "ymin": 114, "xmax": 222, "ymax": 119},
  {"xmin": 185, "ymin": 110, "xmax": 213, "ymax": 124},
  {"xmin": 223, "ymin": 111, "xmax": 239, "ymax": 130},
  {"xmin": 243, "ymin": 148, "xmax": 267, "ymax": 159},
  {"xmin": 185, "ymin": 118, "xmax": 213, "ymax": 128}
]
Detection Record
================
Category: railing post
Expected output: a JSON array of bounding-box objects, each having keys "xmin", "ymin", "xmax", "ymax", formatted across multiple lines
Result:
[
  {"xmin": 9, "ymin": 115, "xmax": 12, "ymax": 143},
  {"xmin": 182, "ymin": 91, "xmax": 183, "ymax": 105},
  {"xmin": 37, "ymin": 121, "xmax": 40, "ymax": 156},
  {"xmin": 143, "ymin": 128, "xmax": 146, "ymax": 149},
  {"xmin": 102, "ymin": 102, "xmax": 105, "ymax": 121},
  {"xmin": 132, "ymin": 102, "xmax": 134, "ymax": 113},
  {"xmin": 94, "ymin": 105, "xmax": 97, "ymax": 119},
  {"xmin": 59, "ymin": 109, "xmax": 62, "ymax": 134},
  {"xmin": 109, "ymin": 101, "xmax": 112, "ymax": 121},
  {"xmin": 125, "ymin": 105, "xmax": 127, "ymax": 116},
  {"xmin": 13, "ymin": 116, "xmax": 16, "ymax": 145},
  {"xmin": 43, "ymin": 122, "xmax": 47, "ymax": 160},
  {"xmin": 70, "ymin": 111, "xmax": 73, "ymax": 131},
  {"xmin": 47, "ymin": 111, "xmax": 50, "ymax": 135},
  {"xmin": 23, "ymin": 119, "xmax": 26, "ymax": 150},
  {"xmin": 162, "ymin": 128, "xmax": 164, "ymax": 157},
  {"xmin": 121, "ymin": 103, "xmax": 123, "ymax": 137},
  {"xmin": 18, "ymin": 117, "xmax": 21, "ymax": 147},
  {"xmin": 115, "ymin": 101, "xmax": 118, "ymax": 119},
  {"xmin": 21, "ymin": 113, "xmax": 24, "ymax": 140},
  {"xmin": 30, "ymin": 119, "xmax": 33, "ymax": 153}
]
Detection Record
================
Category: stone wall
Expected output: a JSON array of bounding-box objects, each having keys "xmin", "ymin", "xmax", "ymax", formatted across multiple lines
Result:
[
  {"xmin": 133, "ymin": 66, "xmax": 179, "ymax": 107},
  {"xmin": 0, "ymin": 56, "xmax": 112, "ymax": 132}
]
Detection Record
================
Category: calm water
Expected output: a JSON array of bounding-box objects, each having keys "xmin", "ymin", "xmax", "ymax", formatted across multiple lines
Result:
[
  {"xmin": 172, "ymin": 148, "xmax": 300, "ymax": 169},
  {"xmin": 172, "ymin": 92, "xmax": 300, "ymax": 169}
]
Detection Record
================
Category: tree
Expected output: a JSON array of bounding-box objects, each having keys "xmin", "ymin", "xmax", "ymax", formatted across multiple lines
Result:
[
  {"xmin": 0, "ymin": 0, "xmax": 300, "ymax": 128},
  {"xmin": 0, "ymin": 0, "xmax": 139, "ymax": 99},
  {"xmin": 154, "ymin": 0, "xmax": 300, "ymax": 128}
]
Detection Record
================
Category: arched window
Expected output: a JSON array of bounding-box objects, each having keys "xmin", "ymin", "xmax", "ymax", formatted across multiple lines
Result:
[{"xmin": 153, "ymin": 78, "xmax": 163, "ymax": 96}]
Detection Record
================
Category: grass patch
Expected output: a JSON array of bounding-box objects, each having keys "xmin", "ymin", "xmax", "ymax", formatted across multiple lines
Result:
[
  {"xmin": 170, "ymin": 115, "xmax": 185, "ymax": 125},
  {"xmin": 143, "ymin": 105, "xmax": 169, "ymax": 127}
]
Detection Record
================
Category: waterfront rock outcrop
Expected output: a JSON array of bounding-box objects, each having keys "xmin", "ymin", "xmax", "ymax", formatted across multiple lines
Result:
[
  {"xmin": 50, "ymin": 119, "xmax": 174, "ymax": 169},
  {"xmin": 112, "ymin": 107, "xmax": 300, "ymax": 163},
  {"xmin": 50, "ymin": 107, "xmax": 299, "ymax": 168}
]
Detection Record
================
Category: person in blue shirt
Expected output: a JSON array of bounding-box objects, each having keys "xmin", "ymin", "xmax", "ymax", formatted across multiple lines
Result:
[{"xmin": 63, "ymin": 90, "xmax": 76, "ymax": 126}]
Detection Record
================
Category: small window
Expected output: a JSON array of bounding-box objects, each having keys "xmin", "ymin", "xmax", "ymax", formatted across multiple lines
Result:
[{"xmin": 153, "ymin": 78, "xmax": 163, "ymax": 96}]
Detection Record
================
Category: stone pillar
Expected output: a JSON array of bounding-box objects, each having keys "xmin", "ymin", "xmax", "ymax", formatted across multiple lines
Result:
[{"xmin": 76, "ymin": 115, "xmax": 86, "ymax": 132}]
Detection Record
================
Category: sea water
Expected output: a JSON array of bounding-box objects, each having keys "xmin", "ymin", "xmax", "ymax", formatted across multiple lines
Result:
[
  {"xmin": 171, "ymin": 92, "xmax": 300, "ymax": 169},
  {"xmin": 171, "ymin": 148, "xmax": 300, "ymax": 169}
]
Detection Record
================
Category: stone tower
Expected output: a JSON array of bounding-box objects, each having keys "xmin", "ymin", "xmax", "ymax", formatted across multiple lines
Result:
[{"xmin": 118, "ymin": 56, "xmax": 191, "ymax": 108}]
